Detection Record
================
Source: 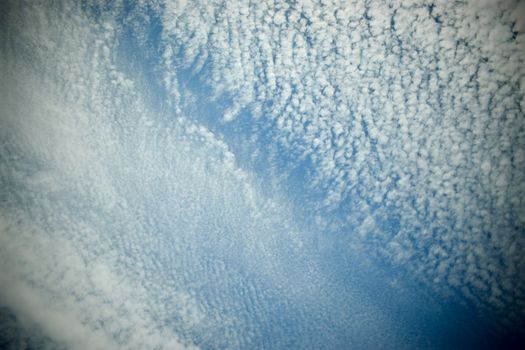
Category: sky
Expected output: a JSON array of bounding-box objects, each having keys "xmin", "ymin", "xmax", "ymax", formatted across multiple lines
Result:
[{"xmin": 1, "ymin": 0, "xmax": 525, "ymax": 349}]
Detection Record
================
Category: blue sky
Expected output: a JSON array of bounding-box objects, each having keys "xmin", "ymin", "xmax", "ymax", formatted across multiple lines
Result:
[{"xmin": 1, "ymin": 0, "xmax": 525, "ymax": 349}]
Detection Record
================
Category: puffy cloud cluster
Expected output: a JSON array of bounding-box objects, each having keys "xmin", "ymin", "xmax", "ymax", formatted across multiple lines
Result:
[
  {"xmin": 0, "ymin": 2, "xmax": 200, "ymax": 349},
  {"xmin": 2, "ymin": 0, "xmax": 525, "ymax": 346},
  {"xmin": 1, "ymin": 1, "xmax": 439, "ymax": 348},
  {"xmin": 157, "ymin": 0, "xmax": 525, "ymax": 328}
]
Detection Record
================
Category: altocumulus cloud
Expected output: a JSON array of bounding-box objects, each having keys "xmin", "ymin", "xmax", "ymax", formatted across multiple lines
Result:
[
  {"xmin": 159, "ymin": 0, "xmax": 525, "ymax": 329},
  {"xmin": 0, "ymin": 1, "xmax": 421, "ymax": 349},
  {"xmin": 1, "ymin": 0, "xmax": 525, "ymax": 349}
]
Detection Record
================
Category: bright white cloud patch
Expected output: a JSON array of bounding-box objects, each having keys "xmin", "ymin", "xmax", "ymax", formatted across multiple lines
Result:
[{"xmin": 1, "ymin": 0, "xmax": 524, "ymax": 348}]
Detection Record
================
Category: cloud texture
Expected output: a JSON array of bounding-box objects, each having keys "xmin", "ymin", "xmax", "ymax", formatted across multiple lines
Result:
[
  {"xmin": 157, "ymin": 0, "xmax": 525, "ymax": 327},
  {"xmin": 1, "ymin": 0, "xmax": 524, "ymax": 348}
]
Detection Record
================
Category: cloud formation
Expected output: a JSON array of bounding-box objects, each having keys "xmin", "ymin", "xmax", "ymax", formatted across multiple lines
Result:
[
  {"xmin": 1, "ymin": 0, "xmax": 524, "ymax": 348},
  {"xmin": 0, "ymin": 1, "xmax": 444, "ymax": 348},
  {"xmin": 157, "ymin": 0, "xmax": 525, "ymax": 329}
]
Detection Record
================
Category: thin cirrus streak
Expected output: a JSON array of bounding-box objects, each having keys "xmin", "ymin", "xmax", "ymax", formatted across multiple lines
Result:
[{"xmin": 0, "ymin": 0, "xmax": 524, "ymax": 349}]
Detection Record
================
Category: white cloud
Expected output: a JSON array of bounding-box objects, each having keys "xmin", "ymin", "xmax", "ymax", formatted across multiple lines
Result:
[
  {"xmin": 2, "ymin": 0, "xmax": 525, "ymax": 346},
  {"xmin": 2, "ymin": 1, "xmax": 423, "ymax": 348},
  {"xmin": 154, "ymin": 0, "xmax": 525, "ymax": 331}
]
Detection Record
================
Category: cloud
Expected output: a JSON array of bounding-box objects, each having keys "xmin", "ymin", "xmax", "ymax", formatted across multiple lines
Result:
[
  {"xmin": 1, "ymin": 1, "xmax": 437, "ymax": 348},
  {"xmin": 2, "ymin": 0, "xmax": 524, "ymax": 347},
  {"xmin": 155, "ymin": 0, "xmax": 525, "ymax": 330},
  {"xmin": 0, "ymin": 262, "xmax": 118, "ymax": 350}
]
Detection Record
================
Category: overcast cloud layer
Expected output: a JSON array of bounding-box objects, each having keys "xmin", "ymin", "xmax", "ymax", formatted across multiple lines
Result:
[{"xmin": 1, "ymin": 0, "xmax": 524, "ymax": 349}]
